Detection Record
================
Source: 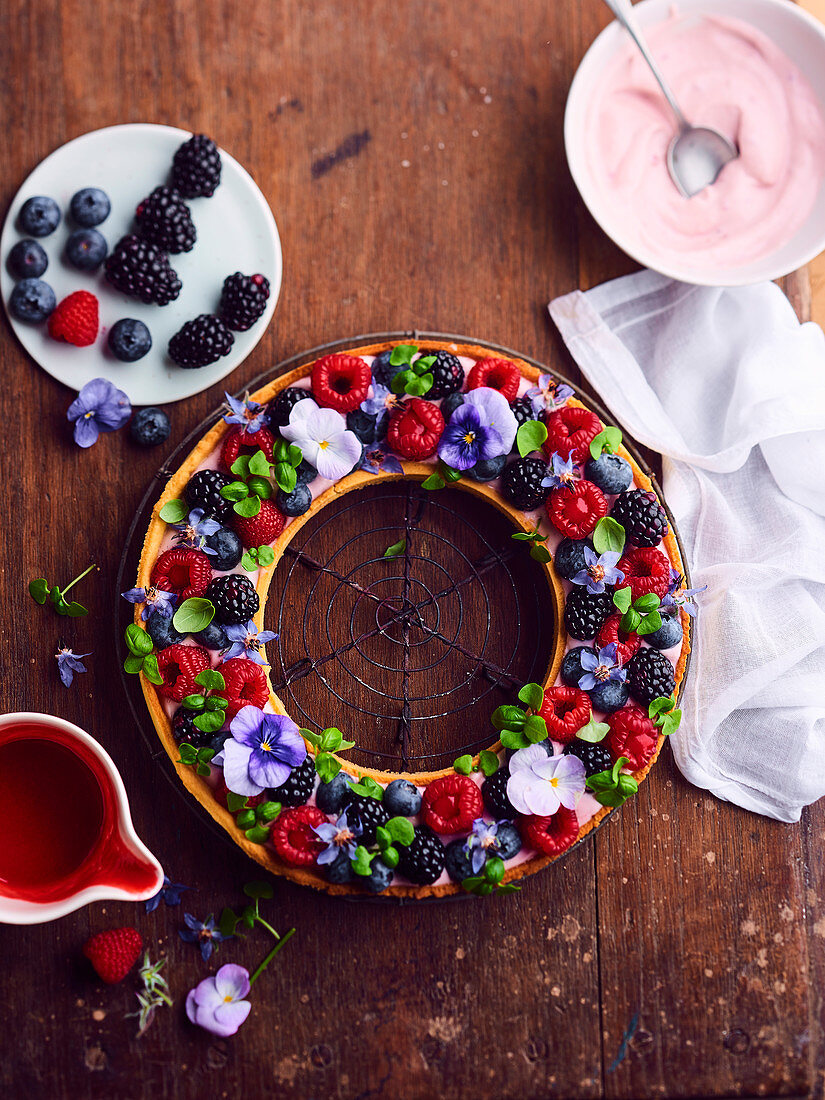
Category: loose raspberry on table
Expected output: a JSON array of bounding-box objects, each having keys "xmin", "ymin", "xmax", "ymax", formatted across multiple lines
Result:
[
  {"xmin": 156, "ymin": 644, "xmax": 210, "ymax": 701},
  {"xmin": 270, "ymin": 805, "xmax": 329, "ymax": 866},
  {"xmin": 83, "ymin": 927, "xmax": 143, "ymax": 984},
  {"xmin": 220, "ymin": 658, "xmax": 270, "ymax": 718},
  {"xmin": 421, "ymin": 774, "xmax": 483, "ymax": 835},
  {"xmin": 221, "ymin": 425, "xmax": 276, "ymax": 470},
  {"xmin": 544, "ymin": 406, "xmax": 602, "ymax": 465},
  {"xmin": 47, "ymin": 290, "xmax": 99, "ymax": 347},
  {"xmin": 596, "ymin": 614, "xmax": 642, "ymax": 666},
  {"xmin": 606, "ymin": 704, "xmax": 661, "ymax": 771},
  {"xmin": 521, "ymin": 807, "xmax": 579, "ymax": 857},
  {"xmin": 538, "ymin": 686, "xmax": 591, "ymax": 744},
  {"xmin": 465, "ymin": 358, "xmax": 521, "ymax": 402},
  {"xmin": 386, "ymin": 398, "xmax": 444, "ymax": 460},
  {"xmin": 311, "ymin": 354, "xmax": 371, "ymax": 413},
  {"xmin": 546, "ymin": 480, "xmax": 607, "ymax": 539},
  {"xmin": 151, "ymin": 548, "xmax": 212, "ymax": 600},
  {"xmin": 616, "ymin": 546, "xmax": 671, "ymax": 602},
  {"xmin": 231, "ymin": 498, "xmax": 286, "ymax": 549}
]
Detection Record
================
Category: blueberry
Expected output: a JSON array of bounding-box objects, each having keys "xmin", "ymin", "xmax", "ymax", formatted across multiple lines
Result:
[
  {"xmin": 66, "ymin": 228, "xmax": 107, "ymax": 271},
  {"xmin": 348, "ymin": 441, "xmax": 365, "ymax": 475},
  {"xmin": 495, "ymin": 822, "xmax": 522, "ymax": 860},
  {"xmin": 589, "ymin": 678, "xmax": 630, "ymax": 713},
  {"xmin": 129, "ymin": 407, "xmax": 170, "ymax": 447},
  {"xmin": 9, "ymin": 278, "xmax": 56, "ymax": 323},
  {"xmin": 584, "ymin": 453, "xmax": 633, "ymax": 495},
  {"xmin": 209, "ymin": 732, "xmax": 232, "ymax": 756},
  {"xmin": 69, "ymin": 187, "xmax": 111, "ymax": 227},
  {"xmin": 371, "ymin": 349, "xmax": 396, "ymax": 389},
  {"xmin": 444, "ymin": 838, "xmax": 473, "ymax": 882},
  {"xmin": 383, "ymin": 778, "xmax": 422, "ymax": 817},
  {"xmin": 468, "ymin": 454, "xmax": 506, "ymax": 482},
  {"xmin": 646, "ymin": 609, "xmax": 683, "ymax": 650},
  {"xmin": 194, "ymin": 620, "xmax": 229, "ymax": 650},
  {"xmin": 554, "ymin": 538, "xmax": 594, "ymax": 581},
  {"xmin": 295, "ymin": 459, "xmax": 317, "ymax": 486},
  {"xmin": 363, "ymin": 857, "xmax": 394, "ymax": 893},
  {"xmin": 18, "ymin": 196, "xmax": 61, "ymax": 237},
  {"xmin": 275, "ymin": 482, "xmax": 312, "ymax": 517},
  {"xmin": 204, "ymin": 528, "xmax": 243, "ymax": 571},
  {"xmin": 324, "ymin": 849, "xmax": 355, "ymax": 885},
  {"xmin": 146, "ymin": 610, "xmax": 185, "ymax": 649},
  {"xmin": 315, "ymin": 771, "xmax": 355, "ymax": 814},
  {"xmin": 440, "ymin": 392, "xmax": 465, "ymax": 418},
  {"xmin": 8, "ymin": 239, "xmax": 48, "ymax": 279},
  {"xmin": 346, "ymin": 408, "xmax": 385, "ymax": 444},
  {"xmin": 561, "ymin": 646, "xmax": 598, "ymax": 689},
  {"xmin": 108, "ymin": 318, "xmax": 152, "ymax": 362}
]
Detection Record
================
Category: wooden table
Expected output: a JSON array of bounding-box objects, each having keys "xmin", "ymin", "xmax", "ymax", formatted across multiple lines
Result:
[{"xmin": 1, "ymin": 2, "xmax": 823, "ymax": 1097}]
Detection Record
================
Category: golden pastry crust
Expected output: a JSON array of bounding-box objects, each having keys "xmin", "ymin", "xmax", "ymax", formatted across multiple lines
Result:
[{"xmin": 136, "ymin": 339, "xmax": 690, "ymax": 898}]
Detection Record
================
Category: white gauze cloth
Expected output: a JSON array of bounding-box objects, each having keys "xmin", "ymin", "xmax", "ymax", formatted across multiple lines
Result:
[{"xmin": 549, "ymin": 270, "xmax": 825, "ymax": 822}]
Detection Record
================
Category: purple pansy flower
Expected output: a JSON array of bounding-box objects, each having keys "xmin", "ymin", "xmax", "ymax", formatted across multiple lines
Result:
[
  {"xmin": 222, "ymin": 620, "xmax": 278, "ymax": 664},
  {"xmin": 578, "ymin": 643, "xmax": 627, "ymax": 691},
  {"xmin": 437, "ymin": 402, "xmax": 503, "ymax": 471},
  {"xmin": 67, "ymin": 378, "xmax": 132, "ymax": 448},
  {"xmin": 172, "ymin": 508, "xmax": 222, "ymax": 554},
  {"xmin": 186, "ymin": 964, "xmax": 252, "ymax": 1037},
  {"xmin": 361, "ymin": 443, "xmax": 404, "ymax": 476},
  {"xmin": 571, "ymin": 546, "xmax": 625, "ymax": 594},
  {"xmin": 179, "ymin": 913, "xmax": 230, "ymax": 962},
  {"xmin": 525, "ymin": 374, "xmax": 574, "ymax": 416},
  {"xmin": 120, "ymin": 585, "xmax": 177, "ymax": 621},
  {"xmin": 541, "ymin": 452, "xmax": 580, "ymax": 491},
  {"xmin": 222, "ymin": 392, "xmax": 266, "ymax": 434},
  {"xmin": 215, "ymin": 706, "xmax": 307, "ymax": 796},
  {"xmin": 463, "ymin": 387, "xmax": 518, "ymax": 455},
  {"xmin": 506, "ymin": 744, "xmax": 586, "ymax": 817},
  {"xmin": 55, "ymin": 647, "xmax": 91, "ymax": 688},
  {"xmin": 145, "ymin": 875, "xmax": 191, "ymax": 913},
  {"xmin": 360, "ymin": 382, "xmax": 400, "ymax": 421},
  {"xmin": 313, "ymin": 810, "xmax": 362, "ymax": 865},
  {"xmin": 464, "ymin": 818, "xmax": 507, "ymax": 874},
  {"xmin": 662, "ymin": 571, "xmax": 707, "ymax": 617}
]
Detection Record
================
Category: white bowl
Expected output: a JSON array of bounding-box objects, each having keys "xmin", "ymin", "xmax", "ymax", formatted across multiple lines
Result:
[{"xmin": 564, "ymin": 0, "xmax": 825, "ymax": 285}]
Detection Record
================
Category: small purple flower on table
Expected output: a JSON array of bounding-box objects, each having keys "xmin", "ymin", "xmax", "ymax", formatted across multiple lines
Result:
[
  {"xmin": 172, "ymin": 508, "xmax": 222, "ymax": 554},
  {"xmin": 662, "ymin": 571, "xmax": 707, "ymax": 617},
  {"xmin": 525, "ymin": 374, "xmax": 574, "ymax": 416},
  {"xmin": 463, "ymin": 387, "xmax": 518, "ymax": 454},
  {"xmin": 186, "ymin": 963, "xmax": 252, "ymax": 1037},
  {"xmin": 179, "ymin": 913, "xmax": 230, "ymax": 962},
  {"xmin": 464, "ymin": 819, "xmax": 506, "ymax": 874},
  {"xmin": 67, "ymin": 378, "xmax": 131, "ymax": 448},
  {"xmin": 437, "ymin": 402, "xmax": 503, "ymax": 471},
  {"xmin": 571, "ymin": 546, "xmax": 625, "ymax": 595},
  {"xmin": 222, "ymin": 620, "xmax": 278, "ymax": 664},
  {"xmin": 145, "ymin": 875, "xmax": 190, "ymax": 913},
  {"xmin": 313, "ymin": 810, "xmax": 362, "ymax": 864},
  {"xmin": 121, "ymin": 585, "xmax": 177, "ymax": 621},
  {"xmin": 361, "ymin": 443, "xmax": 403, "ymax": 476},
  {"xmin": 214, "ymin": 706, "xmax": 307, "ymax": 797},
  {"xmin": 506, "ymin": 744, "xmax": 586, "ymax": 817},
  {"xmin": 578, "ymin": 644, "xmax": 627, "ymax": 691},
  {"xmin": 541, "ymin": 452, "xmax": 580, "ymax": 492},
  {"xmin": 222, "ymin": 392, "xmax": 266, "ymax": 434},
  {"xmin": 55, "ymin": 647, "xmax": 91, "ymax": 688}
]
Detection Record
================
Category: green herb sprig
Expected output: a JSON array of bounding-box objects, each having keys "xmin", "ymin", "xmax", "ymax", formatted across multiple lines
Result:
[
  {"xmin": 383, "ymin": 537, "xmax": 406, "ymax": 560},
  {"xmin": 180, "ymin": 668, "xmax": 229, "ymax": 734},
  {"xmin": 490, "ymin": 682, "xmax": 547, "ymax": 750},
  {"xmin": 176, "ymin": 742, "xmax": 216, "ymax": 777},
  {"xmin": 612, "ymin": 588, "xmax": 663, "ymax": 636},
  {"xmin": 173, "ymin": 597, "xmax": 216, "ymax": 633},
  {"xmin": 300, "ymin": 727, "xmax": 356, "ymax": 784},
  {"xmin": 388, "ymin": 344, "xmax": 436, "ymax": 397},
  {"xmin": 511, "ymin": 524, "xmax": 552, "ymax": 564},
  {"xmin": 422, "ymin": 461, "xmax": 462, "ymax": 491},
  {"xmin": 462, "ymin": 856, "xmax": 521, "ymax": 897},
  {"xmin": 123, "ymin": 624, "xmax": 163, "ymax": 685},
  {"xmin": 592, "ymin": 516, "xmax": 626, "ymax": 555},
  {"xmin": 226, "ymin": 791, "xmax": 282, "ymax": 843},
  {"xmin": 241, "ymin": 544, "xmax": 276, "ymax": 572},
  {"xmin": 589, "ymin": 426, "xmax": 623, "ymax": 461},
  {"xmin": 29, "ymin": 563, "xmax": 98, "ymax": 617},
  {"xmin": 453, "ymin": 749, "xmax": 499, "ymax": 777},
  {"xmin": 218, "ymin": 882, "xmax": 296, "ymax": 985},
  {"xmin": 515, "ymin": 419, "xmax": 548, "ymax": 458},
  {"xmin": 219, "ymin": 449, "xmax": 275, "ymax": 518},
  {"xmin": 351, "ymin": 817, "xmax": 415, "ymax": 876},
  {"xmin": 272, "ymin": 438, "xmax": 304, "ymax": 495},
  {"xmin": 126, "ymin": 952, "xmax": 172, "ymax": 1038},
  {"xmin": 649, "ymin": 695, "xmax": 682, "ymax": 737},
  {"xmin": 586, "ymin": 756, "xmax": 638, "ymax": 806}
]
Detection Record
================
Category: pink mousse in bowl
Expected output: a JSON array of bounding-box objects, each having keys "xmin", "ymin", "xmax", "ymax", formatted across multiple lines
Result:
[{"xmin": 565, "ymin": 0, "xmax": 825, "ymax": 285}]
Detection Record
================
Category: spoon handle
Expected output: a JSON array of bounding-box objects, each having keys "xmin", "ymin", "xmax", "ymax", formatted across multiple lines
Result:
[{"xmin": 602, "ymin": 0, "xmax": 689, "ymax": 130}]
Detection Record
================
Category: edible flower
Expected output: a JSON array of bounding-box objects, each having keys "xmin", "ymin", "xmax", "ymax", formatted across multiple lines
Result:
[
  {"xmin": 571, "ymin": 547, "xmax": 625, "ymax": 594},
  {"xmin": 360, "ymin": 382, "xmax": 400, "ymax": 422},
  {"xmin": 525, "ymin": 374, "xmax": 574, "ymax": 416},
  {"xmin": 662, "ymin": 570, "xmax": 707, "ymax": 617},
  {"xmin": 281, "ymin": 398, "xmax": 362, "ymax": 481},
  {"xmin": 67, "ymin": 378, "xmax": 132, "ymax": 448},
  {"xmin": 145, "ymin": 875, "xmax": 191, "ymax": 913},
  {"xmin": 506, "ymin": 744, "xmax": 586, "ymax": 817},
  {"xmin": 464, "ymin": 819, "xmax": 506, "ymax": 874},
  {"xmin": 463, "ymin": 387, "xmax": 518, "ymax": 455},
  {"xmin": 172, "ymin": 508, "xmax": 222, "ymax": 554},
  {"xmin": 360, "ymin": 442, "xmax": 403, "ymax": 476},
  {"xmin": 313, "ymin": 810, "xmax": 362, "ymax": 864},
  {"xmin": 541, "ymin": 452, "xmax": 580, "ymax": 491},
  {"xmin": 55, "ymin": 646, "xmax": 91, "ymax": 688},
  {"xmin": 577, "ymin": 643, "xmax": 626, "ymax": 691},
  {"xmin": 437, "ymin": 402, "xmax": 503, "ymax": 471},
  {"xmin": 185, "ymin": 963, "xmax": 252, "ymax": 1037},
  {"xmin": 222, "ymin": 392, "xmax": 266, "ymax": 434},
  {"xmin": 216, "ymin": 706, "xmax": 307, "ymax": 796},
  {"xmin": 179, "ymin": 913, "xmax": 230, "ymax": 962},
  {"xmin": 120, "ymin": 585, "xmax": 177, "ymax": 621},
  {"xmin": 222, "ymin": 620, "xmax": 278, "ymax": 664}
]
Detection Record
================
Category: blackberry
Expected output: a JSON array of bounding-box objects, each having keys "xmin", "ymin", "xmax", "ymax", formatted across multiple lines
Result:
[
  {"xmin": 627, "ymin": 648, "xmax": 675, "ymax": 706},
  {"xmin": 561, "ymin": 646, "xmax": 597, "ymax": 689},
  {"xmin": 105, "ymin": 235, "xmax": 182, "ymax": 306},
  {"xmin": 168, "ymin": 314, "xmax": 234, "ymax": 369},
  {"xmin": 397, "ymin": 824, "xmax": 445, "ymax": 885},
  {"xmin": 346, "ymin": 793, "xmax": 389, "ymax": 845},
  {"xmin": 135, "ymin": 186, "xmax": 196, "ymax": 253},
  {"xmin": 8, "ymin": 239, "xmax": 48, "ymax": 279},
  {"xmin": 611, "ymin": 490, "xmax": 668, "ymax": 548},
  {"xmin": 565, "ymin": 740, "xmax": 613, "ymax": 778},
  {"xmin": 510, "ymin": 395, "xmax": 535, "ymax": 430},
  {"xmin": 501, "ymin": 456, "xmax": 550, "ymax": 511},
  {"xmin": 276, "ymin": 483, "xmax": 312, "ymax": 517},
  {"xmin": 270, "ymin": 755, "xmax": 316, "ymax": 807},
  {"xmin": 172, "ymin": 708, "xmax": 212, "ymax": 749},
  {"xmin": 554, "ymin": 538, "xmax": 594, "ymax": 580},
  {"xmin": 481, "ymin": 767, "xmax": 515, "ymax": 818},
  {"xmin": 204, "ymin": 527, "xmax": 243, "ymax": 570},
  {"xmin": 468, "ymin": 455, "xmax": 506, "ymax": 482},
  {"xmin": 130, "ymin": 407, "xmax": 170, "ymax": 447},
  {"xmin": 445, "ymin": 838, "xmax": 473, "ymax": 882},
  {"xmin": 564, "ymin": 589, "xmax": 613, "ymax": 640},
  {"xmin": 419, "ymin": 349, "xmax": 463, "ymax": 398},
  {"xmin": 440, "ymin": 392, "xmax": 465, "ymax": 418},
  {"xmin": 172, "ymin": 134, "xmax": 222, "ymax": 198},
  {"xmin": 185, "ymin": 469, "xmax": 234, "ymax": 521},
  {"xmin": 219, "ymin": 272, "xmax": 270, "ymax": 331},
  {"xmin": 206, "ymin": 574, "xmax": 260, "ymax": 625},
  {"xmin": 324, "ymin": 849, "xmax": 355, "ymax": 885},
  {"xmin": 315, "ymin": 771, "xmax": 354, "ymax": 814},
  {"xmin": 383, "ymin": 778, "xmax": 422, "ymax": 817},
  {"xmin": 266, "ymin": 386, "xmax": 313, "ymax": 429},
  {"xmin": 146, "ymin": 610, "xmax": 185, "ymax": 650}
]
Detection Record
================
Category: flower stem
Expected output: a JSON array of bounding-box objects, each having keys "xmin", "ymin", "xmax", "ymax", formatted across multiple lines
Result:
[
  {"xmin": 61, "ymin": 563, "xmax": 99, "ymax": 597},
  {"xmin": 254, "ymin": 915, "xmax": 280, "ymax": 941},
  {"xmin": 249, "ymin": 926, "xmax": 295, "ymax": 985}
]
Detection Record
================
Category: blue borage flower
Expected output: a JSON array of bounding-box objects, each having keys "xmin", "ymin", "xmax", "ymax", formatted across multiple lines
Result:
[
  {"xmin": 222, "ymin": 391, "xmax": 266, "ymax": 434},
  {"xmin": 360, "ymin": 381, "xmax": 400, "ymax": 422},
  {"xmin": 571, "ymin": 546, "xmax": 625, "ymax": 594},
  {"xmin": 464, "ymin": 819, "xmax": 508, "ymax": 874},
  {"xmin": 179, "ymin": 913, "xmax": 230, "ymax": 962},
  {"xmin": 67, "ymin": 377, "xmax": 131, "ymax": 448},
  {"xmin": 541, "ymin": 452, "xmax": 580, "ymax": 491},
  {"xmin": 121, "ymin": 585, "xmax": 177, "ymax": 621},
  {"xmin": 662, "ymin": 570, "xmax": 707, "ymax": 617},
  {"xmin": 145, "ymin": 875, "xmax": 191, "ymax": 913},
  {"xmin": 360, "ymin": 443, "xmax": 403, "ymax": 475},
  {"xmin": 578, "ymin": 643, "xmax": 627, "ymax": 691},
  {"xmin": 171, "ymin": 508, "xmax": 222, "ymax": 554},
  {"xmin": 55, "ymin": 646, "xmax": 91, "ymax": 688},
  {"xmin": 221, "ymin": 620, "xmax": 278, "ymax": 664},
  {"xmin": 313, "ymin": 810, "xmax": 362, "ymax": 865},
  {"xmin": 525, "ymin": 374, "xmax": 574, "ymax": 416}
]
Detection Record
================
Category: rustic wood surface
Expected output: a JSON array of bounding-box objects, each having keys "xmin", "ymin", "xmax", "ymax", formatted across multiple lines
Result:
[{"xmin": 1, "ymin": 1, "xmax": 823, "ymax": 1098}]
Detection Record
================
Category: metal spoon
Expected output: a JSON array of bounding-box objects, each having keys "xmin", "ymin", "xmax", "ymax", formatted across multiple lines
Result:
[{"xmin": 603, "ymin": 0, "xmax": 738, "ymax": 197}]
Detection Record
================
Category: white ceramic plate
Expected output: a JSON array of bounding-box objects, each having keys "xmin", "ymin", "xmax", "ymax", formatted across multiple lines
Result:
[{"xmin": 1, "ymin": 123, "xmax": 282, "ymax": 404}]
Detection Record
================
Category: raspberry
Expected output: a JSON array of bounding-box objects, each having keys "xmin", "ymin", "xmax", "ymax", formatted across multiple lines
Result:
[
  {"xmin": 184, "ymin": 469, "xmax": 234, "ymax": 522},
  {"xmin": 538, "ymin": 686, "xmax": 591, "ymax": 744},
  {"xmin": 311, "ymin": 354, "xmax": 371, "ymax": 413},
  {"xmin": 172, "ymin": 133, "xmax": 222, "ymax": 198},
  {"xmin": 386, "ymin": 398, "xmax": 444, "ymax": 460},
  {"xmin": 596, "ymin": 614, "xmax": 642, "ymax": 665},
  {"xmin": 155, "ymin": 644, "xmax": 210, "ymax": 701},
  {"xmin": 206, "ymin": 574, "xmax": 260, "ymax": 624},
  {"xmin": 105, "ymin": 235, "xmax": 182, "ymax": 306},
  {"xmin": 135, "ymin": 186, "xmax": 196, "ymax": 253},
  {"xmin": 421, "ymin": 775, "xmax": 483, "ymax": 835},
  {"xmin": 151, "ymin": 548, "xmax": 212, "ymax": 599},
  {"xmin": 606, "ymin": 704, "xmax": 660, "ymax": 770},
  {"xmin": 47, "ymin": 291, "xmax": 98, "ymax": 346},
  {"xmin": 564, "ymin": 588, "xmax": 614, "ymax": 641},
  {"xmin": 501, "ymin": 456, "xmax": 550, "ymax": 511},
  {"xmin": 168, "ymin": 315, "xmax": 234, "ymax": 369},
  {"xmin": 611, "ymin": 490, "xmax": 668, "ymax": 548},
  {"xmin": 231, "ymin": 498, "xmax": 286, "ymax": 549},
  {"xmin": 564, "ymin": 740, "xmax": 614, "ymax": 778},
  {"xmin": 626, "ymin": 649, "xmax": 675, "ymax": 707},
  {"xmin": 221, "ymin": 425, "xmax": 276, "ymax": 470},
  {"xmin": 220, "ymin": 658, "xmax": 269, "ymax": 717},
  {"xmin": 616, "ymin": 547, "xmax": 671, "ymax": 602},
  {"xmin": 544, "ymin": 406, "xmax": 602, "ymax": 465},
  {"xmin": 397, "ymin": 824, "xmax": 446, "ymax": 885},
  {"xmin": 419, "ymin": 349, "xmax": 463, "ymax": 398},
  {"xmin": 270, "ymin": 805, "xmax": 329, "ymax": 866},
  {"xmin": 269, "ymin": 755, "xmax": 316, "ymax": 807},
  {"xmin": 522, "ymin": 808, "xmax": 579, "ymax": 857},
  {"xmin": 82, "ymin": 927, "xmax": 142, "ymax": 984},
  {"xmin": 466, "ymin": 358, "xmax": 521, "ymax": 402},
  {"xmin": 219, "ymin": 272, "xmax": 270, "ymax": 331},
  {"xmin": 547, "ymin": 480, "xmax": 607, "ymax": 538}
]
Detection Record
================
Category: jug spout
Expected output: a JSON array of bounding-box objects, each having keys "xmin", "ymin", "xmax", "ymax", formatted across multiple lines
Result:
[{"xmin": 87, "ymin": 827, "xmax": 165, "ymax": 902}]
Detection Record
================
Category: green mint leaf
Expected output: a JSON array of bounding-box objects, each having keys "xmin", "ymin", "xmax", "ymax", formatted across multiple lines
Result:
[
  {"xmin": 173, "ymin": 597, "xmax": 215, "ymax": 634},
  {"xmin": 220, "ymin": 481, "xmax": 249, "ymax": 502},
  {"xmin": 319, "ymin": 727, "xmax": 343, "ymax": 751},
  {"xmin": 29, "ymin": 578, "xmax": 49, "ymax": 604},
  {"xmin": 375, "ymin": 826, "xmax": 392, "ymax": 850},
  {"xmin": 391, "ymin": 369, "xmax": 414, "ymax": 395},
  {"xmin": 218, "ymin": 908, "xmax": 241, "ymax": 938},
  {"xmin": 338, "ymin": 737, "xmax": 356, "ymax": 751},
  {"xmin": 634, "ymin": 592, "xmax": 661, "ymax": 613},
  {"xmin": 511, "ymin": 532, "xmax": 532, "ymax": 542},
  {"xmin": 594, "ymin": 775, "xmax": 638, "ymax": 807},
  {"xmin": 159, "ymin": 499, "xmax": 188, "ymax": 524},
  {"xmin": 182, "ymin": 693, "xmax": 206, "ymax": 711},
  {"xmin": 381, "ymin": 846, "xmax": 400, "ymax": 869},
  {"xmin": 197, "ymin": 748, "xmax": 215, "ymax": 765},
  {"xmin": 195, "ymin": 668, "xmax": 226, "ymax": 691},
  {"xmin": 518, "ymin": 682, "xmax": 544, "ymax": 711},
  {"xmin": 415, "ymin": 355, "xmax": 436, "ymax": 371},
  {"xmin": 523, "ymin": 714, "xmax": 548, "ymax": 743},
  {"xmin": 239, "ymin": 906, "xmax": 256, "ymax": 930},
  {"xmin": 257, "ymin": 545, "xmax": 275, "ymax": 567},
  {"xmin": 243, "ymin": 880, "xmax": 275, "ymax": 900},
  {"xmin": 389, "ymin": 344, "xmax": 417, "ymax": 367},
  {"xmin": 195, "ymin": 763, "xmax": 211, "ymax": 777},
  {"xmin": 461, "ymin": 875, "xmax": 484, "ymax": 893},
  {"xmin": 478, "ymin": 749, "xmax": 499, "ymax": 777},
  {"xmin": 485, "ymin": 857, "xmax": 505, "ymax": 884},
  {"xmin": 612, "ymin": 587, "xmax": 632, "ymax": 614},
  {"xmin": 440, "ymin": 463, "xmax": 462, "ymax": 484},
  {"xmin": 620, "ymin": 608, "xmax": 641, "ymax": 634},
  {"xmin": 273, "ymin": 439, "xmax": 290, "ymax": 462},
  {"xmin": 358, "ymin": 776, "xmax": 384, "ymax": 801},
  {"xmin": 660, "ymin": 709, "xmax": 682, "ymax": 737},
  {"xmin": 123, "ymin": 654, "xmax": 144, "ymax": 675},
  {"xmin": 288, "ymin": 445, "xmax": 303, "ymax": 468},
  {"xmin": 257, "ymin": 801, "xmax": 281, "ymax": 823},
  {"xmin": 422, "ymin": 473, "xmax": 445, "ymax": 491},
  {"xmin": 575, "ymin": 715, "xmax": 611, "ymax": 743},
  {"xmin": 497, "ymin": 882, "xmax": 522, "ymax": 895},
  {"xmin": 143, "ymin": 654, "xmax": 163, "ymax": 686},
  {"xmin": 226, "ymin": 792, "xmax": 248, "ymax": 813},
  {"xmin": 230, "ymin": 455, "xmax": 252, "ymax": 480},
  {"xmin": 636, "ymin": 610, "xmax": 662, "ymax": 636},
  {"xmin": 248, "ymin": 449, "xmax": 273, "ymax": 477},
  {"xmin": 234, "ymin": 496, "xmax": 262, "ymax": 518},
  {"xmin": 491, "ymin": 705, "xmax": 526, "ymax": 732},
  {"xmin": 247, "ymin": 476, "xmax": 272, "ymax": 499},
  {"xmin": 410, "ymin": 373, "xmax": 434, "ymax": 396},
  {"xmin": 589, "ymin": 426, "xmax": 623, "ymax": 460},
  {"xmin": 351, "ymin": 846, "xmax": 374, "ymax": 876},
  {"xmin": 245, "ymin": 825, "xmax": 271, "ymax": 845},
  {"xmin": 516, "ymin": 420, "xmax": 548, "ymax": 458},
  {"xmin": 593, "ymin": 516, "xmax": 626, "ymax": 555},
  {"xmin": 274, "ymin": 463, "xmax": 297, "ymax": 494},
  {"xmin": 649, "ymin": 695, "xmax": 675, "ymax": 719},
  {"xmin": 453, "ymin": 754, "xmax": 473, "ymax": 775},
  {"xmin": 300, "ymin": 728, "xmax": 321, "ymax": 748},
  {"xmin": 315, "ymin": 753, "xmax": 341, "ymax": 784},
  {"xmin": 241, "ymin": 551, "xmax": 258, "ymax": 571},
  {"xmin": 65, "ymin": 601, "xmax": 89, "ymax": 617},
  {"xmin": 530, "ymin": 545, "xmax": 552, "ymax": 563},
  {"xmin": 383, "ymin": 538, "xmax": 406, "ymax": 560},
  {"xmin": 204, "ymin": 696, "xmax": 226, "ymax": 713},
  {"xmin": 125, "ymin": 624, "xmax": 153, "ymax": 657},
  {"xmin": 177, "ymin": 743, "xmax": 198, "ymax": 765},
  {"xmin": 193, "ymin": 710, "xmax": 226, "ymax": 734},
  {"xmin": 236, "ymin": 809, "xmax": 257, "ymax": 830},
  {"xmin": 385, "ymin": 817, "xmax": 415, "ymax": 846},
  {"xmin": 477, "ymin": 881, "xmax": 495, "ymax": 896},
  {"xmin": 500, "ymin": 728, "xmax": 529, "ymax": 750}
]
